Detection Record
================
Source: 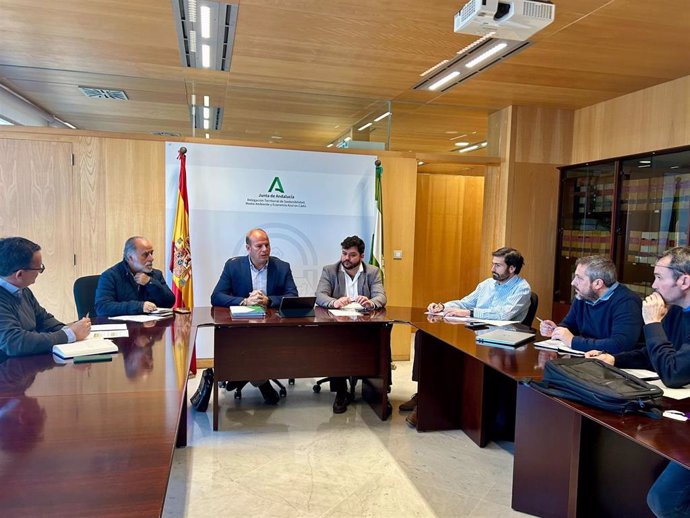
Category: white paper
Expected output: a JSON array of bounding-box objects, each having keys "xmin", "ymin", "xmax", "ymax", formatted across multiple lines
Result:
[
  {"xmin": 621, "ymin": 368, "xmax": 660, "ymax": 381},
  {"xmin": 341, "ymin": 302, "xmax": 364, "ymax": 310},
  {"xmin": 648, "ymin": 380, "xmax": 690, "ymax": 400},
  {"xmin": 328, "ymin": 309, "xmax": 361, "ymax": 317},
  {"xmin": 53, "ymin": 338, "xmax": 118, "ymax": 358},
  {"xmin": 151, "ymin": 308, "xmax": 174, "ymax": 314},
  {"xmin": 533, "ymin": 339, "xmax": 585, "ymax": 356},
  {"xmin": 88, "ymin": 329, "xmax": 129, "ymax": 339},
  {"xmin": 442, "ymin": 315, "xmax": 518, "ymax": 327},
  {"xmin": 110, "ymin": 315, "xmax": 166, "ymax": 323}
]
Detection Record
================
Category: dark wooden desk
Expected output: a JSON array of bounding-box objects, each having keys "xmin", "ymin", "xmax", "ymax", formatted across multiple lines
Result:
[
  {"xmin": 412, "ymin": 319, "xmax": 551, "ymax": 446},
  {"xmin": 512, "ymin": 384, "xmax": 690, "ymax": 518},
  {"xmin": 193, "ymin": 306, "xmax": 394, "ymax": 431},
  {"xmin": 0, "ymin": 315, "xmax": 193, "ymax": 517}
]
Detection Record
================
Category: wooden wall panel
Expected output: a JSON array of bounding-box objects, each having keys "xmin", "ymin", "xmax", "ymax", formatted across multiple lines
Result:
[
  {"xmin": 413, "ymin": 173, "xmax": 485, "ymax": 307},
  {"xmin": 573, "ymin": 75, "xmax": 690, "ymax": 163},
  {"xmin": 380, "ymin": 156, "xmax": 418, "ymax": 360},
  {"xmin": 0, "ymin": 139, "xmax": 75, "ymax": 321},
  {"xmin": 103, "ymin": 139, "xmax": 166, "ymax": 268}
]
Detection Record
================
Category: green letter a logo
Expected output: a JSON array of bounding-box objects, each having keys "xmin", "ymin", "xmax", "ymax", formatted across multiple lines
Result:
[{"xmin": 268, "ymin": 177, "xmax": 285, "ymax": 193}]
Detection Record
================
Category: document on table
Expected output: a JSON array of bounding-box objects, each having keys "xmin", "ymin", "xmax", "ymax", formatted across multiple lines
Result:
[
  {"xmin": 648, "ymin": 380, "xmax": 690, "ymax": 400},
  {"xmin": 110, "ymin": 314, "xmax": 166, "ymax": 323},
  {"xmin": 341, "ymin": 302, "xmax": 365, "ymax": 310},
  {"xmin": 533, "ymin": 339, "xmax": 585, "ymax": 356},
  {"xmin": 621, "ymin": 368, "xmax": 659, "ymax": 381},
  {"xmin": 329, "ymin": 309, "xmax": 361, "ymax": 317},
  {"xmin": 442, "ymin": 315, "xmax": 519, "ymax": 327},
  {"xmin": 88, "ymin": 323, "xmax": 129, "ymax": 339}
]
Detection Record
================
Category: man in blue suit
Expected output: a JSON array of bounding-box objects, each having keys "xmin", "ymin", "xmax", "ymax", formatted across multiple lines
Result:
[{"xmin": 204, "ymin": 228, "xmax": 297, "ymax": 406}]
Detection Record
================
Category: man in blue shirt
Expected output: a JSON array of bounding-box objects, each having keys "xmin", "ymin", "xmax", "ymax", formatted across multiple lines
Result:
[
  {"xmin": 540, "ymin": 255, "xmax": 643, "ymax": 353},
  {"xmin": 0, "ymin": 237, "xmax": 91, "ymax": 359},
  {"xmin": 589, "ymin": 247, "xmax": 690, "ymax": 517},
  {"xmin": 401, "ymin": 247, "xmax": 531, "ymax": 427}
]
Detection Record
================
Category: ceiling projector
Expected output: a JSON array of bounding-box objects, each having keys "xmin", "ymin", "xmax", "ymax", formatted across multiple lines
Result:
[{"xmin": 454, "ymin": 0, "xmax": 555, "ymax": 41}]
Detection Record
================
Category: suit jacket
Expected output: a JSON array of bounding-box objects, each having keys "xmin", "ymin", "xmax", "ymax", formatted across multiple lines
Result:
[
  {"xmin": 210, "ymin": 256, "xmax": 298, "ymax": 308},
  {"xmin": 315, "ymin": 262, "xmax": 386, "ymax": 309},
  {"xmin": 94, "ymin": 261, "xmax": 176, "ymax": 317}
]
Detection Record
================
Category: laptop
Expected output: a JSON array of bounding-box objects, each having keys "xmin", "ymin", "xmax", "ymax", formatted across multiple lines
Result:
[
  {"xmin": 475, "ymin": 329, "xmax": 535, "ymax": 347},
  {"xmin": 277, "ymin": 296, "xmax": 316, "ymax": 318}
]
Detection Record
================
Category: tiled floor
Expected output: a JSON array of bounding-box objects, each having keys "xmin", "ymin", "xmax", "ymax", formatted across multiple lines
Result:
[{"xmin": 164, "ymin": 359, "xmax": 536, "ymax": 517}]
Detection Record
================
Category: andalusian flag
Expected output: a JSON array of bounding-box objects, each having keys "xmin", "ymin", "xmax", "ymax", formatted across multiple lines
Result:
[
  {"xmin": 370, "ymin": 159, "xmax": 384, "ymax": 280},
  {"xmin": 170, "ymin": 148, "xmax": 195, "ymax": 373}
]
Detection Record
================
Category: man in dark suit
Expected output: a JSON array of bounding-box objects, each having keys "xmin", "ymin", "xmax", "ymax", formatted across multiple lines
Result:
[
  {"xmin": 205, "ymin": 228, "xmax": 298, "ymax": 406},
  {"xmin": 315, "ymin": 235, "xmax": 386, "ymax": 413},
  {"xmin": 95, "ymin": 236, "xmax": 175, "ymax": 317}
]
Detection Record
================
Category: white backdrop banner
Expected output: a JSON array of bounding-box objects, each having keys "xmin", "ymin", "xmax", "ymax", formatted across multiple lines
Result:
[{"xmin": 165, "ymin": 142, "xmax": 377, "ymax": 309}]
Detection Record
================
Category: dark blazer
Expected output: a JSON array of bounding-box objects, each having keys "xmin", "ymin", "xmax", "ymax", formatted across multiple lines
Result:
[
  {"xmin": 210, "ymin": 256, "xmax": 298, "ymax": 308},
  {"xmin": 94, "ymin": 261, "xmax": 176, "ymax": 317}
]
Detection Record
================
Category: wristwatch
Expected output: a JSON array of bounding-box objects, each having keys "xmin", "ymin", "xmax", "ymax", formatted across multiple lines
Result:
[{"xmin": 469, "ymin": 309, "xmax": 474, "ymax": 317}]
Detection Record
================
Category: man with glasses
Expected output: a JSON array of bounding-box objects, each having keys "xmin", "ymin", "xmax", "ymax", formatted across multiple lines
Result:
[
  {"xmin": 0, "ymin": 236, "xmax": 91, "ymax": 358},
  {"xmin": 588, "ymin": 247, "xmax": 690, "ymax": 517},
  {"xmin": 95, "ymin": 236, "xmax": 175, "ymax": 316}
]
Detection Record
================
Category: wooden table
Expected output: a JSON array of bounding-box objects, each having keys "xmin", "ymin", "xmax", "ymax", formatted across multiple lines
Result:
[
  {"xmin": 411, "ymin": 319, "xmax": 552, "ymax": 446},
  {"xmin": 512, "ymin": 384, "xmax": 690, "ymax": 518},
  {"xmin": 192, "ymin": 306, "xmax": 395, "ymax": 431},
  {"xmin": 0, "ymin": 314, "xmax": 194, "ymax": 517}
]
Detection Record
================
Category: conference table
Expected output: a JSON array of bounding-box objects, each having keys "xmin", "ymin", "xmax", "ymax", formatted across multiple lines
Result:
[
  {"xmin": 0, "ymin": 315, "xmax": 194, "ymax": 517},
  {"xmin": 193, "ymin": 306, "xmax": 405, "ymax": 431}
]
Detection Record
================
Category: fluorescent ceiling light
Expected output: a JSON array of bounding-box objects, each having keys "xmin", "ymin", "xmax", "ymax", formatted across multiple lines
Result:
[
  {"xmin": 191, "ymin": 94, "xmax": 196, "ymax": 105},
  {"xmin": 203, "ymin": 95, "xmax": 209, "ymax": 107},
  {"xmin": 458, "ymin": 144, "xmax": 479, "ymax": 153},
  {"xmin": 374, "ymin": 111, "xmax": 391, "ymax": 122},
  {"xmin": 203, "ymin": 119, "xmax": 209, "ymax": 130},
  {"xmin": 465, "ymin": 43, "xmax": 508, "ymax": 68},
  {"xmin": 639, "ymin": 160, "xmax": 651, "ymax": 164},
  {"xmin": 344, "ymin": 136, "xmax": 352, "ymax": 142},
  {"xmin": 418, "ymin": 161, "xmax": 424, "ymax": 166},
  {"xmin": 201, "ymin": 45, "xmax": 211, "ymax": 68},
  {"xmin": 205, "ymin": 133, "xmax": 210, "ymax": 139},
  {"xmin": 671, "ymin": 166, "xmax": 680, "ymax": 169},
  {"xmin": 454, "ymin": 142, "xmax": 470, "ymax": 147},
  {"xmin": 428, "ymin": 71, "xmax": 460, "ymax": 91},
  {"xmin": 413, "ymin": 38, "xmax": 530, "ymax": 93},
  {"xmin": 203, "ymin": 107, "xmax": 210, "ymax": 119},
  {"xmin": 200, "ymin": 6, "xmax": 211, "ymax": 38},
  {"xmin": 326, "ymin": 143, "xmax": 334, "ymax": 148},
  {"xmin": 358, "ymin": 122, "xmax": 372, "ymax": 131}
]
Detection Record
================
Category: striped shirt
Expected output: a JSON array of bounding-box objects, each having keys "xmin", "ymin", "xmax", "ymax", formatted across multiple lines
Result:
[{"xmin": 445, "ymin": 275, "xmax": 531, "ymax": 321}]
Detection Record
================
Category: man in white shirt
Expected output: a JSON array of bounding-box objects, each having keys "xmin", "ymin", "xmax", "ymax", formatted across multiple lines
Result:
[{"xmin": 315, "ymin": 235, "xmax": 386, "ymax": 413}]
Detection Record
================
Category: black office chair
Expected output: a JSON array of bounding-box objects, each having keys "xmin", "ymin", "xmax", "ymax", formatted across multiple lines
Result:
[
  {"xmin": 224, "ymin": 379, "xmax": 289, "ymax": 399},
  {"xmin": 521, "ymin": 291, "xmax": 539, "ymax": 328},
  {"xmin": 312, "ymin": 376, "xmax": 357, "ymax": 398},
  {"xmin": 73, "ymin": 275, "xmax": 100, "ymax": 318}
]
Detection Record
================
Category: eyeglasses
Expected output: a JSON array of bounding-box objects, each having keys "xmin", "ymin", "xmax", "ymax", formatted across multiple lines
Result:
[{"xmin": 22, "ymin": 264, "xmax": 45, "ymax": 274}]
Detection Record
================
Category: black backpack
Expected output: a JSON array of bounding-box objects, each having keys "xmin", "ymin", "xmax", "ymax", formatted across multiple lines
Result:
[{"xmin": 526, "ymin": 357, "xmax": 664, "ymax": 418}]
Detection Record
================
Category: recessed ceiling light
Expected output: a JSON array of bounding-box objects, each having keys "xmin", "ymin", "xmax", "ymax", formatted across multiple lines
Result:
[
  {"xmin": 670, "ymin": 165, "xmax": 680, "ymax": 169},
  {"xmin": 326, "ymin": 143, "xmax": 334, "ymax": 148},
  {"xmin": 205, "ymin": 133, "xmax": 210, "ymax": 139},
  {"xmin": 201, "ymin": 44, "xmax": 211, "ymax": 67},
  {"xmin": 418, "ymin": 161, "xmax": 424, "ymax": 166},
  {"xmin": 454, "ymin": 142, "xmax": 470, "ymax": 147},
  {"xmin": 428, "ymin": 71, "xmax": 460, "ymax": 91},
  {"xmin": 374, "ymin": 112, "xmax": 391, "ymax": 122},
  {"xmin": 344, "ymin": 136, "xmax": 351, "ymax": 142},
  {"xmin": 203, "ymin": 95, "xmax": 210, "ymax": 107},
  {"xmin": 465, "ymin": 42, "xmax": 508, "ymax": 68},
  {"xmin": 639, "ymin": 160, "xmax": 651, "ymax": 164},
  {"xmin": 358, "ymin": 122, "xmax": 372, "ymax": 131}
]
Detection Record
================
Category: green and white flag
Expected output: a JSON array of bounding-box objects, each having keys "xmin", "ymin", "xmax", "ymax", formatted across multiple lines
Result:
[{"xmin": 370, "ymin": 160, "xmax": 384, "ymax": 280}]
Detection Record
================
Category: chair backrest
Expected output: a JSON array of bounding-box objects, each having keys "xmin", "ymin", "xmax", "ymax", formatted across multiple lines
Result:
[
  {"xmin": 521, "ymin": 291, "xmax": 539, "ymax": 327},
  {"xmin": 73, "ymin": 275, "xmax": 100, "ymax": 318}
]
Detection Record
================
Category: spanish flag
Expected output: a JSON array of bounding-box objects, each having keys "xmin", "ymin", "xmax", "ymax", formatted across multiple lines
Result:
[{"xmin": 170, "ymin": 148, "xmax": 195, "ymax": 372}]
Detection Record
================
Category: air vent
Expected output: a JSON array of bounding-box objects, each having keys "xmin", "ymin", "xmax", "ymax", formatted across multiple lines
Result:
[
  {"xmin": 151, "ymin": 131, "xmax": 182, "ymax": 137},
  {"xmin": 523, "ymin": 0, "xmax": 554, "ymax": 20},
  {"xmin": 78, "ymin": 86, "xmax": 128, "ymax": 100},
  {"xmin": 172, "ymin": 0, "xmax": 239, "ymax": 71}
]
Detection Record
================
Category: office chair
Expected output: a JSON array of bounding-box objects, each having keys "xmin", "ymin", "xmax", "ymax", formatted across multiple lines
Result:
[
  {"xmin": 312, "ymin": 376, "xmax": 357, "ymax": 399},
  {"xmin": 73, "ymin": 275, "xmax": 101, "ymax": 318},
  {"xmin": 521, "ymin": 291, "xmax": 539, "ymax": 328},
  {"xmin": 223, "ymin": 379, "xmax": 290, "ymax": 399}
]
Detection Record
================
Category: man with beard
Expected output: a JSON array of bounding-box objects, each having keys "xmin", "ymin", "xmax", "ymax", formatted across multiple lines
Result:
[
  {"xmin": 539, "ymin": 255, "xmax": 643, "ymax": 353},
  {"xmin": 587, "ymin": 247, "xmax": 690, "ymax": 517},
  {"xmin": 315, "ymin": 235, "xmax": 386, "ymax": 413},
  {"xmin": 95, "ymin": 236, "xmax": 175, "ymax": 317},
  {"xmin": 400, "ymin": 247, "xmax": 531, "ymax": 426}
]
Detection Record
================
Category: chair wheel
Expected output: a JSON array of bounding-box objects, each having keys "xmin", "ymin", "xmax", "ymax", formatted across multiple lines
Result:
[
  {"xmin": 279, "ymin": 388, "xmax": 287, "ymax": 397},
  {"xmin": 289, "ymin": 378, "xmax": 295, "ymax": 385},
  {"xmin": 313, "ymin": 384, "xmax": 321, "ymax": 393},
  {"xmin": 234, "ymin": 390, "xmax": 242, "ymax": 399}
]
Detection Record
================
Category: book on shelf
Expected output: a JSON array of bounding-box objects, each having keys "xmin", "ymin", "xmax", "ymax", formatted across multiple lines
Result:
[{"xmin": 229, "ymin": 305, "xmax": 266, "ymax": 318}]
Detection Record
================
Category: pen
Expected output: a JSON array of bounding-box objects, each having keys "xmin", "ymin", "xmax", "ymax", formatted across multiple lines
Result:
[{"xmin": 536, "ymin": 317, "xmax": 544, "ymax": 322}]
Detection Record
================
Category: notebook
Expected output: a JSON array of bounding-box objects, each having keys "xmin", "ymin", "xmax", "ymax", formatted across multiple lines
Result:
[
  {"xmin": 230, "ymin": 305, "xmax": 266, "ymax": 318},
  {"xmin": 53, "ymin": 338, "xmax": 119, "ymax": 359},
  {"xmin": 278, "ymin": 296, "xmax": 316, "ymax": 318},
  {"xmin": 475, "ymin": 329, "xmax": 535, "ymax": 347},
  {"xmin": 533, "ymin": 339, "xmax": 585, "ymax": 356}
]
